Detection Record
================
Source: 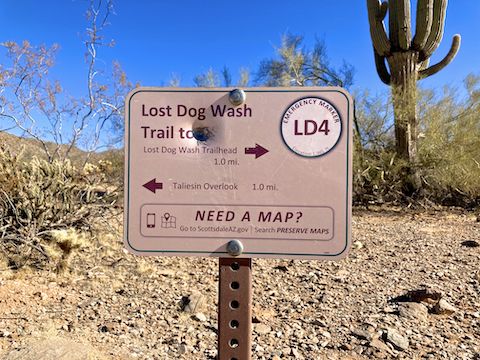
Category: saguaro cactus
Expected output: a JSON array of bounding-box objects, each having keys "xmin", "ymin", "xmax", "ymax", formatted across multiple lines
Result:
[{"xmin": 367, "ymin": 0, "xmax": 460, "ymax": 162}]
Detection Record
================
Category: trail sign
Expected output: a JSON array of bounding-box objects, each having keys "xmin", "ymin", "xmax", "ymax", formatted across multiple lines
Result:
[{"xmin": 124, "ymin": 87, "xmax": 352, "ymax": 259}]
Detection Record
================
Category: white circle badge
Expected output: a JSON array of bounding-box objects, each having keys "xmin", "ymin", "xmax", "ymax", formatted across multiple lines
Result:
[{"xmin": 281, "ymin": 97, "xmax": 342, "ymax": 157}]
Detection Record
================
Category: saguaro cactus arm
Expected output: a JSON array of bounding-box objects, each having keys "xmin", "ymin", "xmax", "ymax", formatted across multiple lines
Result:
[
  {"xmin": 421, "ymin": 0, "xmax": 448, "ymax": 60},
  {"xmin": 413, "ymin": 0, "xmax": 434, "ymax": 50},
  {"xmin": 374, "ymin": 52, "xmax": 391, "ymax": 85},
  {"xmin": 389, "ymin": 0, "xmax": 412, "ymax": 51},
  {"xmin": 419, "ymin": 34, "xmax": 461, "ymax": 78},
  {"xmin": 367, "ymin": 0, "xmax": 391, "ymax": 57},
  {"xmin": 419, "ymin": 59, "xmax": 430, "ymax": 71},
  {"xmin": 379, "ymin": 1, "xmax": 388, "ymax": 19}
]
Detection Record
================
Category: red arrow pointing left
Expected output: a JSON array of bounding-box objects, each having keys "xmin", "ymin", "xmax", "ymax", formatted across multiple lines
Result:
[{"xmin": 143, "ymin": 178, "xmax": 163, "ymax": 193}]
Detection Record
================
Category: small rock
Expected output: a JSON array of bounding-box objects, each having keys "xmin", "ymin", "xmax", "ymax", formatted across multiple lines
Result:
[
  {"xmin": 180, "ymin": 292, "xmax": 205, "ymax": 313},
  {"xmin": 432, "ymin": 299, "xmax": 457, "ymax": 315},
  {"xmin": 336, "ymin": 269, "xmax": 349, "ymax": 278},
  {"xmin": 254, "ymin": 323, "xmax": 271, "ymax": 335},
  {"xmin": 204, "ymin": 349, "xmax": 217, "ymax": 358},
  {"xmin": 254, "ymin": 344, "xmax": 264, "ymax": 352},
  {"xmin": 321, "ymin": 331, "xmax": 331, "ymax": 338},
  {"xmin": 98, "ymin": 325, "xmax": 108, "ymax": 333},
  {"xmin": 353, "ymin": 241, "xmax": 364, "ymax": 250},
  {"xmin": 384, "ymin": 328, "xmax": 409, "ymax": 351},
  {"xmin": 33, "ymin": 292, "xmax": 47, "ymax": 300},
  {"xmin": 383, "ymin": 305, "xmax": 397, "ymax": 313},
  {"xmin": 194, "ymin": 313, "xmax": 207, "ymax": 322},
  {"xmin": 274, "ymin": 265, "xmax": 289, "ymax": 272},
  {"xmin": 320, "ymin": 340, "xmax": 330, "ymax": 348},
  {"xmin": 158, "ymin": 269, "xmax": 176, "ymax": 276},
  {"xmin": 311, "ymin": 319, "xmax": 327, "ymax": 327},
  {"xmin": 1, "ymin": 331, "xmax": 12, "ymax": 338},
  {"xmin": 353, "ymin": 345, "xmax": 364, "ymax": 354},
  {"xmin": 370, "ymin": 338, "xmax": 395, "ymax": 355},
  {"xmin": 351, "ymin": 327, "xmax": 373, "ymax": 341},
  {"xmin": 398, "ymin": 302, "xmax": 429, "ymax": 321},
  {"xmin": 402, "ymin": 288, "xmax": 442, "ymax": 304},
  {"xmin": 291, "ymin": 348, "xmax": 301, "ymax": 358},
  {"xmin": 461, "ymin": 240, "xmax": 479, "ymax": 248},
  {"xmin": 178, "ymin": 343, "xmax": 187, "ymax": 354}
]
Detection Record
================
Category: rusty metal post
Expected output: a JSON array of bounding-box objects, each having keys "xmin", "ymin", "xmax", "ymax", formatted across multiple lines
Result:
[{"xmin": 218, "ymin": 257, "xmax": 252, "ymax": 360}]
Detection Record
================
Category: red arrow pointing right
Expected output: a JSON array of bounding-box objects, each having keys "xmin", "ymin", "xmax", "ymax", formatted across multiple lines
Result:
[{"xmin": 244, "ymin": 144, "xmax": 269, "ymax": 159}]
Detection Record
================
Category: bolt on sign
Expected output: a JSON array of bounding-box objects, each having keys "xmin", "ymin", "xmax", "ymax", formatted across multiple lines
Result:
[{"xmin": 124, "ymin": 87, "xmax": 352, "ymax": 259}]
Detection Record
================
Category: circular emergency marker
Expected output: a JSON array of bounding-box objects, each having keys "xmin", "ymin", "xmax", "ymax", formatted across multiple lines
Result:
[{"xmin": 281, "ymin": 97, "xmax": 342, "ymax": 157}]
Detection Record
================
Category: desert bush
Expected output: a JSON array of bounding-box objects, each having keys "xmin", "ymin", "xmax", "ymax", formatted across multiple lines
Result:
[
  {"xmin": 353, "ymin": 75, "xmax": 480, "ymax": 207},
  {"xmin": 95, "ymin": 149, "xmax": 124, "ymax": 185},
  {"xmin": 0, "ymin": 147, "xmax": 118, "ymax": 271},
  {"xmin": 353, "ymin": 90, "xmax": 415, "ymax": 205},
  {"xmin": 353, "ymin": 89, "xmax": 395, "ymax": 152},
  {"xmin": 353, "ymin": 148, "xmax": 412, "ymax": 205},
  {"xmin": 417, "ymin": 75, "xmax": 480, "ymax": 207}
]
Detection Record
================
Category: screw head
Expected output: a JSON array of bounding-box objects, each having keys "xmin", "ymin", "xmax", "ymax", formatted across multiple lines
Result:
[
  {"xmin": 226, "ymin": 239, "xmax": 243, "ymax": 257},
  {"xmin": 229, "ymin": 89, "xmax": 246, "ymax": 107}
]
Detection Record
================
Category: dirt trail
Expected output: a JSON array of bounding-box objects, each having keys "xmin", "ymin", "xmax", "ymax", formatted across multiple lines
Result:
[{"xmin": 0, "ymin": 211, "xmax": 479, "ymax": 359}]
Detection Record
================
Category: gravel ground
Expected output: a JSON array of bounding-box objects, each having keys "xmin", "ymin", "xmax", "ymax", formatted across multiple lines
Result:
[{"xmin": 0, "ymin": 210, "xmax": 479, "ymax": 359}]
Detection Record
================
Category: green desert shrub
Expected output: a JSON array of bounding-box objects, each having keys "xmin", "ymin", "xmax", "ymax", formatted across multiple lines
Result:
[
  {"xmin": 0, "ymin": 147, "xmax": 117, "ymax": 271},
  {"xmin": 417, "ymin": 75, "xmax": 480, "ymax": 207},
  {"xmin": 353, "ymin": 75, "xmax": 480, "ymax": 207}
]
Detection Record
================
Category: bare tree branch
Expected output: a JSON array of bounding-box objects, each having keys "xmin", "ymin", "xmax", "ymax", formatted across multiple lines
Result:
[{"xmin": 0, "ymin": 0, "xmax": 131, "ymax": 164}]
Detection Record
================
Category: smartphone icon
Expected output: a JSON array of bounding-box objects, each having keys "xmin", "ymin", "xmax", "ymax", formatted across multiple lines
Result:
[{"xmin": 147, "ymin": 213, "xmax": 156, "ymax": 228}]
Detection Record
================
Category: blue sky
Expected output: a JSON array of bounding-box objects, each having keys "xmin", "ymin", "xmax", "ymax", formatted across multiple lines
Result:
[{"xmin": 0, "ymin": 0, "xmax": 479, "ymax": 96}]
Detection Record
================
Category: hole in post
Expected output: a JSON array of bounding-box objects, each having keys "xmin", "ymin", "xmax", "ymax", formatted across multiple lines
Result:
[
  {"xmin": 230, "ymin": 281, "xmax": 240, "ymax": 290},
  {"xmin": 229, "ymin": 339, "xmax": 239, "ymax": 348},
  {"xmin": 229, "ymin": 320, "xmax": 239, "ymax": 329},
  {"xmin": 230, "ymin": 262, "xmax": 240, "ymax": 271},
  {"xmin": 230, "ymin": 300, "xmax": 240, "ymax": 309},
  {"xmin": 231, "ymin": 358, "xmax": 238, "ymax": 360}
]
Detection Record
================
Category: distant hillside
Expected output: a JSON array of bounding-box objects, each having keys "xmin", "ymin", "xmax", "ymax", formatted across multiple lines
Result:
[{"xmin": 0, "ymin": 131, "xmax": 123, "ymax": 168}]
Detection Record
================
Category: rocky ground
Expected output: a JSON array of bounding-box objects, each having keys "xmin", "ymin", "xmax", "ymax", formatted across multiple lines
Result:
[{"xmin": 0, "ymin": 209, "xmax": 479, "ymax": 359}]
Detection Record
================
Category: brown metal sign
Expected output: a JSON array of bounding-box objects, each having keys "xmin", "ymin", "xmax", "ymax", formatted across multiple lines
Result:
[{"xmin": 124, "ymin": 87, "xmax": 352, "ymax": 259}]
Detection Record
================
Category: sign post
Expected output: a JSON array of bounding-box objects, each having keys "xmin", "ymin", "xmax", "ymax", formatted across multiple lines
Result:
[
  {"xmin": 218, "ymin": 257, "xmax": 252, "ymax": 359},
  {"xmin": 124, "ymin": 87, "xmax": 353, "ymax": 359}
]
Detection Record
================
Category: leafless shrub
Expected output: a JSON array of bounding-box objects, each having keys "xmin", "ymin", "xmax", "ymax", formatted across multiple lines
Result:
[{"xmin": 0, "ymin": 0, "xmax": 132, "ymax": 163}]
